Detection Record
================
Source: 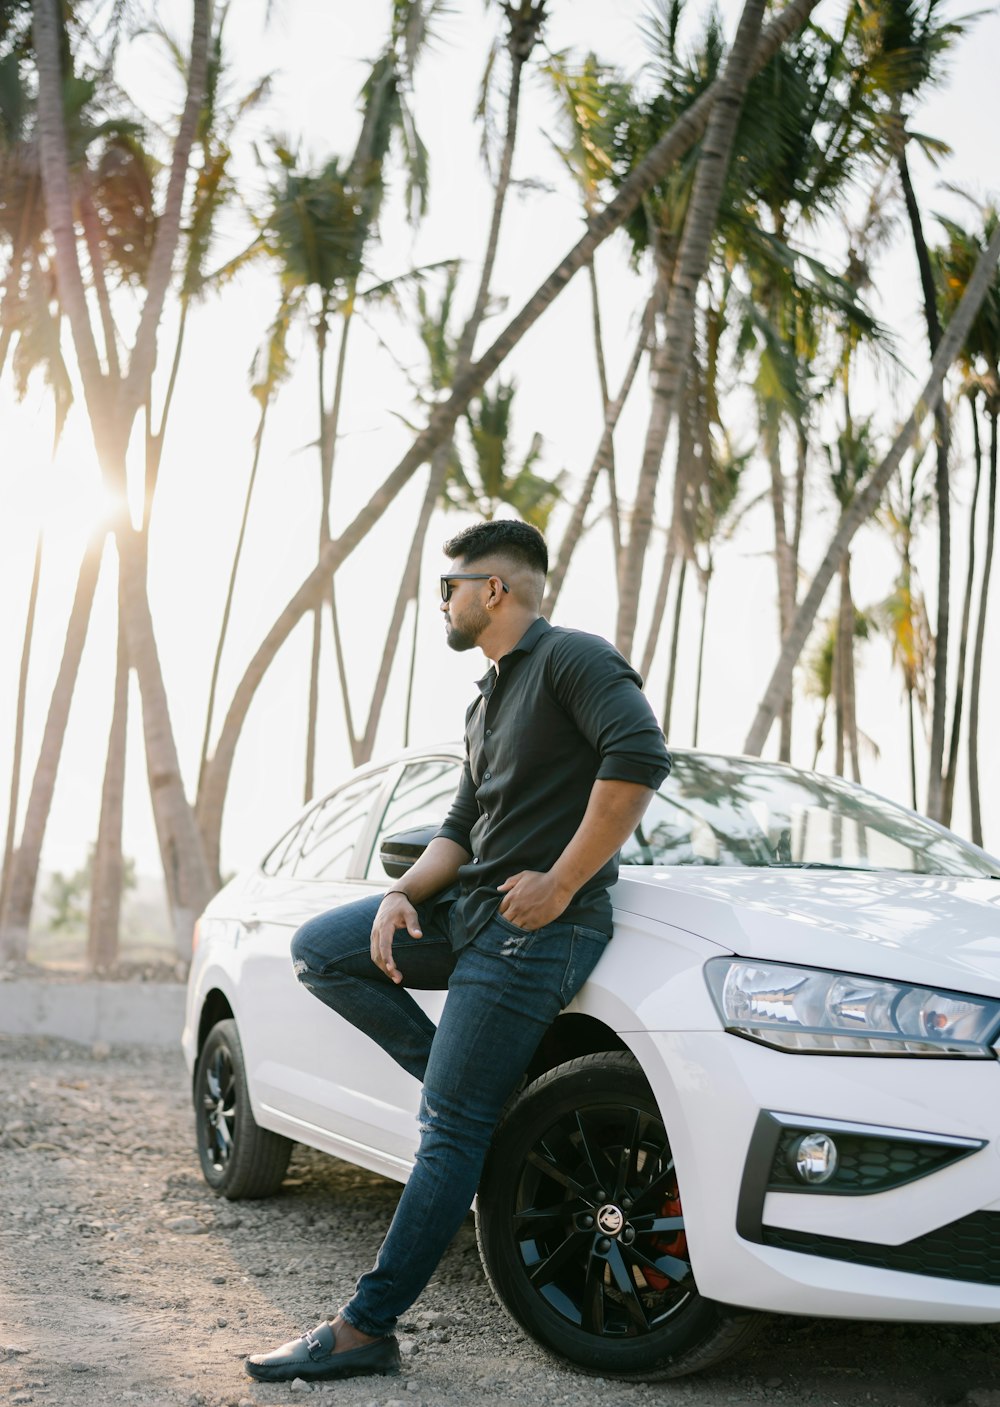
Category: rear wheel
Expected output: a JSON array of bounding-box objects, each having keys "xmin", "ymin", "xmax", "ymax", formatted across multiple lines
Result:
[
  {"xmin": 477, "ymin": 1051, "xmax": 760, "ymax": 1380},
  {"xmin": 193, "ymin": 1018, "xmax": 292, "ymax": 1199}
]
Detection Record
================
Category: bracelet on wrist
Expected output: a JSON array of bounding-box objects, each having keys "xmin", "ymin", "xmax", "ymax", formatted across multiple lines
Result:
[{"xmin": 384, "ymin": 888, "xmax": 411, "ymax": 903}]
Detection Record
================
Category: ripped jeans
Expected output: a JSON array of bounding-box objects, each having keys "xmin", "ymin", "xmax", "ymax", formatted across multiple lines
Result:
[{"xmin": 289, "ymin": 893, "xmax": 609, "ymax": 1339}]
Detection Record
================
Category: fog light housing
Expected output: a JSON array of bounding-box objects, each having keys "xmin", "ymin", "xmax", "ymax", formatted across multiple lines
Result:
[{"xmin": 790, "ymin": 1132, "xmax": 839, "ymax": 1185}]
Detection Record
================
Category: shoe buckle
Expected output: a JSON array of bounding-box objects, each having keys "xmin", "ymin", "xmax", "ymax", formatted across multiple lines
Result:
[{"xmin": 304, "ymin": 1328, "xmax": 326, "ymax": 1360}]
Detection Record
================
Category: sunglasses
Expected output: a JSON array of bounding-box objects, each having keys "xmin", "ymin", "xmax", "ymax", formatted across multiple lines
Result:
[{"xmin": 440, "ymin": 574, "xmax": 511, "ymax": 603}]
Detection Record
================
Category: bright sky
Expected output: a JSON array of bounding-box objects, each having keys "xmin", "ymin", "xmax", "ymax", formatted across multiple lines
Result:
[{"xmin": 2, "ymin": 0, "xmax": 999, "ymax": 893}]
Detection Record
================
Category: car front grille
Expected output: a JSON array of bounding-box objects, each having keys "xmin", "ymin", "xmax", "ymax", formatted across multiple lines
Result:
[{"xmin": 763, "ymin": 1210, "xmax": 1000, "ymax": 1286}]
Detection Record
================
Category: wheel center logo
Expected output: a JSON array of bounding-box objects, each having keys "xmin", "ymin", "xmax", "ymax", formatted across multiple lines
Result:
[{"xmin": 597, "ymin": 1204, "xmax": 624, "ymax": 1236}]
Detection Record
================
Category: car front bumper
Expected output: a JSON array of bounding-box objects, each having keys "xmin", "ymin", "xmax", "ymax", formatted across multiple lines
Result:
[{"xmin": 630, "ymin": 1027, "xmax": 1000, "ymax": 1322}]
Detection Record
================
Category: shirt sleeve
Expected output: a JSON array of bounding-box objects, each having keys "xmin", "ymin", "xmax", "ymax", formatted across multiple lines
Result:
[
  {"xmin": 435, "ymin": 749, "xmax": 478, "ymax": 853},
  {"xmin": 547, "ymin": 632, "xmax": 672, "ymax": 789}
]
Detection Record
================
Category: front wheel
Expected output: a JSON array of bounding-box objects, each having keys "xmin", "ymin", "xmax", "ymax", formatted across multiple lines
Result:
[
  {"xmin": 193, "ymin": 1018, "xmax": 292, "ymax": 1199},
  {"xmin": 476, "ymin": 1051, "xmax": 760, "ymax": 1380}
]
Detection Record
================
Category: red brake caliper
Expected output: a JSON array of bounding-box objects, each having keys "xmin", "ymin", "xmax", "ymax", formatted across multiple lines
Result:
[{"xmin": 642, "ymin": 1186, "xmax": 687, "ymax": 1290}]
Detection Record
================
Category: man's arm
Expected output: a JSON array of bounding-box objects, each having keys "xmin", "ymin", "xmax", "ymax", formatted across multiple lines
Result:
[
  {"xmin": 370, "ymin": 836, "xmax": 471, "ymax": 984},
  {"xmin": 497, "ymin": 778, "xmax": 654, "ymax": 930}
]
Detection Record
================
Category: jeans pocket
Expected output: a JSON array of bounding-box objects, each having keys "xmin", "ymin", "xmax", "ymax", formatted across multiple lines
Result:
[
  {"xmin": 559, "ymin": 925, "xmax": 609, "ymax": 1006},
  {"xmin": 494, "ymin": 910, "xmax": 537, "ymax": 937}
]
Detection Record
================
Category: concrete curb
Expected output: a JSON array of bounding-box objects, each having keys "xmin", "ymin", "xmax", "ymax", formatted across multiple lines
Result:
[{"xmin": 0, "ymin": 980, "xmax": 186, "ymax": 1047}]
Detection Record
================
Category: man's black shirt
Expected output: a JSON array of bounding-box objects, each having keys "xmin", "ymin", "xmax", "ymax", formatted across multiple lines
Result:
[{"xmin": 435, "ymin": 617, "xmax": 671, "ymax": 947}]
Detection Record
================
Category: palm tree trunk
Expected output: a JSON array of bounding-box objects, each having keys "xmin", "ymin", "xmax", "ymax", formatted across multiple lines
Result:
[
  {"xmin": 88, "ymin": 583, "xmax": 128, "ymax": 971},
  {"xmin": 403, "ymin": 586, "xmax": 421, "ymax": 748},
  {"xmin": 662, "ymin": 556, "xmax": 688, "ymax": 738},
  {"xmin": 118, "ymin": 0, "xmax": 211, "ymax": 420},
  {"xmin": 325, "ymin": 313, "xmax": 360, "ymax": 768},
  {"xmin": 640, "ymin": 535, "xmax": 678, "ymax": 685},
  {"xmin": 766, "ymin": 423, "xmax": 797, "ymax": 761},
  {"xmin": 543, "ymin": 298, "xmax": 652, "ymax": 617},
  {"xmin": 357, "ymin": 445, "xmax": 450, "ymax": 763},
  {"xmin": 0, "ymin": 531, "xmax": 43, "ymax": 935},
  {"xmin": 586, "ymin": 259, "xmax": 622, "ymax": 563},
  {"xmin": 941, "ymin": 393, "xmax": 983, "ymax": 826},
  {"xmin": 968, "ymin": 407, "xmax": 997, "ymax": 847},
  {"xmin": 833, "ymin": 579, "xmax": 845, "ymax": 780},
  {"xmin": 306, "ymin": 321, "xmax": 330, "ymax": 803},
  {"xmin": 898, "ymin": 142, "xmax": 951, "ymax": 820},
  {"xmin": 196, "ymin": 394, "xmax": 271, "ymax": 802},
  {"xmin": 640, "ymin": 376, "xmax": 698, "ymax": 681},
  {"xmin": 744, "ymin": 222, "xmax": 1000, "ymax": 757},
  {"xmin": 811, "ymin": 696, "xmax": 828, "ymax": 771},
  {"xmin": 0, "ymin": 536, "xmax": 104, "ymax": 959},
  {"xmin": 197, "ymin": 0, "xmax": 825, "ymax": 869},
  {"xmin": 616, "ymin": 0, "xmax": 767, "ymax": 657},
  {"xmin": 692, "ymin": 566, "xmax": 711, "ymax": 746},
  {"xmin": 116, "ymin": 521, "xmax": 212, "ymax": 957},
  {"xmin": 839, "ymin": 556, "xmax": 860, "ymax": 783},
  {"xmin": 907, "ymin": 682, "xmax": 918, "ymax": 811}
]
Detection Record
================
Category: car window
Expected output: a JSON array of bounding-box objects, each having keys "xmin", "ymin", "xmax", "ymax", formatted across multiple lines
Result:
[
  {"xmin": 294, "ymin": 771, "xmax": 387, "ymax": 881},
  {"xmin": 621, "ymin": 752, "xmax": 1000, "ymax": 877},
  {"xmin": 365, "ymin": 757, "xmax": 462, "ymax": 880},
  {"xmin": 261, "ymin": 812, "xmax": 314, "ymax": 877}
]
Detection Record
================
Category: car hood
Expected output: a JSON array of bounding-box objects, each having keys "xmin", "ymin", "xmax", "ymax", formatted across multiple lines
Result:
[{"xmin": 612, "ymin": 868, "xmax": 1000, "ymax": 997}]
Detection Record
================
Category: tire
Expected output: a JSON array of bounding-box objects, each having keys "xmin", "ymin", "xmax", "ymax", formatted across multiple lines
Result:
[
  {"xmin": 476, "ymin": 1051, "xmax": 760, "ymax": 1380},
  {"xmin": 193, "ymin": 1018, "xmax": 292, "ymax": 1200}
]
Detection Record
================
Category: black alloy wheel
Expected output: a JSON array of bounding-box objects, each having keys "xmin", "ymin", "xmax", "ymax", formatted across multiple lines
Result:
[
  {"xmin": 193, "ymin": 1018, "xmax": 292, "ymax": 1199},
  {"xmin": 477, "ymin": 1051, "xmax": 760, "ymax": 1379}
]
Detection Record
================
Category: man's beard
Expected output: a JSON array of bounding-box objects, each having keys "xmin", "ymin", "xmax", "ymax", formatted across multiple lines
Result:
[{"xmin": 445, "ymin": 604, "xmax": 490, "ymax": 652}]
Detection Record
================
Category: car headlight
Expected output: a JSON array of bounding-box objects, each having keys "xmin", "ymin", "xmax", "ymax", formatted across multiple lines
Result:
[{"xmin": 704, "ymin": 958, "xmax": 1000, "ymax": 1056}]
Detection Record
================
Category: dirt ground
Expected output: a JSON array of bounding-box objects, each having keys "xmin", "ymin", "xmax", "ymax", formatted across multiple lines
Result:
[{"xmin": 1, "ymin": 1035, "xmax": 999, "ymax": 1407}]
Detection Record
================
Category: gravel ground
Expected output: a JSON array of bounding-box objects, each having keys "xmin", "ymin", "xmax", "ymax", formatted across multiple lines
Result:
[{"xmin": 1, "ymin": 1035, "xmax": 999, "ymax": 1407}]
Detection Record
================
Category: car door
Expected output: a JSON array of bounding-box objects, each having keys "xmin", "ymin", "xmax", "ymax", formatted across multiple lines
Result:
[
  {"xmin": 335, "ymin": 754, "xmax": 464, "ymax": 1156},
  {"xmin": 234, "ymin": 766, "xmax": 395, "ymax": 1149}
]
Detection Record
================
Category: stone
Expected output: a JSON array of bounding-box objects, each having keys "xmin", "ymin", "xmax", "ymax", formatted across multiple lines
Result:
[
  {"xmin": 289, "ymin": 1378, "xmax": 311, "ymax": 1392},
  {"xmin": 163, "ymin": 1216, "xmax": 207, "ymax": 1235}
]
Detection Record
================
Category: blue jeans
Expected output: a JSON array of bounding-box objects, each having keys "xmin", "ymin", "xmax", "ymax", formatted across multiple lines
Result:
[{"xmin": 289, "ymin": 892, "xmax": 609, "ymax": 1339}]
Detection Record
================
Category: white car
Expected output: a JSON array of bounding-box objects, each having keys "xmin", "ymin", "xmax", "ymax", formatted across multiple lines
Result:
[{"xmin": 183, "ymin": 747, "xmax": 1000, "ymax": 1381}]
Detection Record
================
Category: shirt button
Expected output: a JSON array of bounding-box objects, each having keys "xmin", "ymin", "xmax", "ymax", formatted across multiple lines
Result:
[
  {"xmin": 473, "ymin": 857, "xmax": 480, "ymax": 865},
  {"xmin": 484, "ymin": 771, "xmax": 491, "ymax": 780},
  {"xmin": 485, "ymin": 728, "xmax": 492, "ymax": 736}
]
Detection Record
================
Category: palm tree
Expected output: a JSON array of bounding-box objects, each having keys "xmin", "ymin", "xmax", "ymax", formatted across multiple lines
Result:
[
  {"xmin": 195, "ymin": 0, "xmax": 830, "ymax": 877},
  {"xmin": 858, "ymin": 0, "xmax": 981, "ymax": 817},
  {"xmin": 931, "ymin": 208, "xmax": 1000, "ymax": 836},
  {"xmin": 877, "ymin": 458, "xmax": 933, "ymax": 809},
  {"xmin": 543, "ymin": 49, "xmax": 628, "ymax": 564},
  {"xmin": 743, "ymin": 219, "xmax": 1000, "ymax": 756},
  {"xmin": 616, "ymin": 0, "xmax": 768, "ymax": 658},
  {"xmin": 27, "ymin": 0, "xmax": 215, "ymax": 961},
  {"xmin": 0, "ymin": 16, "xmax": 144, "ymax": 959},
  {"xmin": 349, "ymin": 0, "xmax": 549, "ymax": 766},
  {"xmin": 825, "ymin": 419, "xmax": 881, "ymax": 781},
  {"xmin": 85, "ymin": 8, "xmax": 273, "ymax": 967}
]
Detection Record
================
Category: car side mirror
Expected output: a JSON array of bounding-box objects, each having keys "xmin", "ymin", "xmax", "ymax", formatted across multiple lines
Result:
[{"xmin": 379, "ymin": 825, "xmax": 439, "ymax": 879}]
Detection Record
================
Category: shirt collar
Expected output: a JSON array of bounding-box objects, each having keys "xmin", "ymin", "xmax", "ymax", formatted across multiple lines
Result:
[{"xmin": 475, "ymin": 616, "xmax": 550, "ymax": 696}]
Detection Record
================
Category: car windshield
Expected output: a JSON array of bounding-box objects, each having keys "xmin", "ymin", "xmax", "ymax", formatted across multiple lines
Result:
[{"xmin": 620, "ymin": 753, "xmax": 999, "ymax": 878}]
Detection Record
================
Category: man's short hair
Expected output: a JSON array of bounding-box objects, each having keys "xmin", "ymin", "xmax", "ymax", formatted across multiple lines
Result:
[{"xmin": 443, "ymin": 520, "xmax": 548, "ymax": 577}]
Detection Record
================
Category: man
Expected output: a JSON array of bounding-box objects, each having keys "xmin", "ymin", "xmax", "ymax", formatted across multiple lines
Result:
[{"xmin": 246, "ymin": 519, "xmax": 670, "ymax": 1384}]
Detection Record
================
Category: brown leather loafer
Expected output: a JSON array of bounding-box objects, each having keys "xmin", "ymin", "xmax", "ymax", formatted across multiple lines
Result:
[{"xmin": 245, "ymin": 1320, "xmax": 400, "ymax": 1382}]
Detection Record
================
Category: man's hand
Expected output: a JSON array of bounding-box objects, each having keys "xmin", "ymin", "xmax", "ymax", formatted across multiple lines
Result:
[
  {"xmin": 370, "ymin": 893, "xmax": 422, "ymax": 985},
  {"xmin": 497, "ymin": 871, "xmax": 572, "ymax": 931}
]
